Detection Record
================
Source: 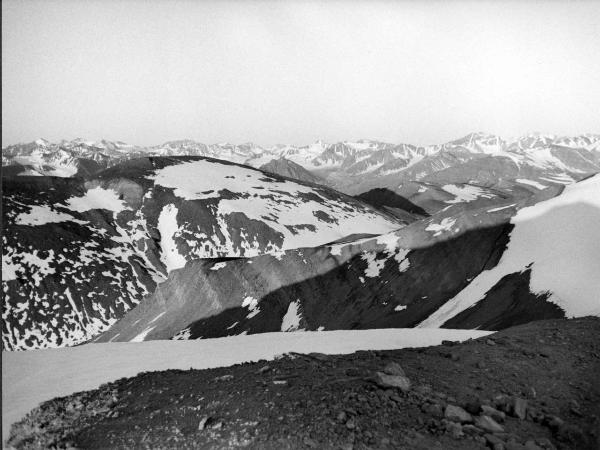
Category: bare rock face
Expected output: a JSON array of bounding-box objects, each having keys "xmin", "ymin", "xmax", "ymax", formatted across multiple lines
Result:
[{"xmin": 2, "ymin": 156, "xmax": 399, "ymax": 350}]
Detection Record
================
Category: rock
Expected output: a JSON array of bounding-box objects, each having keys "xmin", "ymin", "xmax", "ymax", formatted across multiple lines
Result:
[
  {"xmin": 421, "ymin": 402, "xmax": 444, "ymax": 418},
  {"xmin": 390, "ymin": 394, "xmax": 403, "ymax": 403},
  {"xmin": 512, "ymin": 397, "xmax": 527, "ymax": 420},
  {"xmin": 374, "ymin": 372, "xmax": 411, "ymax": 392},
  {"xmin": 474, "ymin": 415, "xmax": 504, "ymax": 433},
  {"xmin": 257, "ymin": 365, "xmax": 271, "ymax": 374},
  {"xmin": 450, "ymin": 352, "xmax": 460, "ymax": 362},
  {"xmin": 303, "ymin": 437, "xmax": 318, "ymax": 448},
  {"xmin": 569, "ymin": 399, "xmax": 582, "ymax": 416},
  {"xmin": 345, "ymin": 419, "xmax": 356, "ymax": 430},
  {"xmin": 505, "ymin": 442, "xmax": 526, "ymax": 450},
  {"xmin": 485, "ymin": 433, "xmax": 505, "ymax": 447},
  {"xmin": 534, "ymin": 437, "xmax": 557, "ymax": 450},
  {"xmin": 198, "ymin": 416, "xmax": 211, "ymax": 430},
  {"xmin": 383, "ymin": 362, "xmax": 406, "ymax": 377},
  {"xmin": 444, "ymin": 421, "xmax": 463, "ymax": 439},
  {"xmin": 441, "ymin": 340, "xmax": 457, "ymax": 346},
  {"xmin": 336, "ymin": 411, "xmax": 347, "ymax": 422},
  {"xmin": 211, "ymin": 420, "xmax": 224, "ymax": 430},
  {"xmin": 476, "ymin": 360, "xmax": 486, "ymax": 369},
  {"xmin": 444, "ymin": 405, "xmax": 473, "ymax": 423},
  {"xmin": 486, "ymin": 339, "xmax": 496, "ymax": 346},
  {"xmin": 524, "ymin": 440, "xmax": 543, "ymax": 450},
  {"xmin": 481, "ymin": 405, "xmax": 506, "ymax": 422},
  {"xmin": 462, "ymin": 424, "xmax": 484, "ymax": 436},
  {"xmin": 464, "ymin": 400, "xmax": 482, "ymax": 415},
  {"xmin": 214, "ymin": 374, "xmax": 233, "ymax": 382},
  {"xmin": 543, "ymin": 415, "xmax": 564, "ymax": 431},
  {"xmin": 556, "ymin": 423, "xmax": 584, "ymax": 443}
]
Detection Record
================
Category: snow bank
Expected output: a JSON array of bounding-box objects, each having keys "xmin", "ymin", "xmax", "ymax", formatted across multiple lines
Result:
[
  {"xmin": 442, "ymin": 184, "xmax": 495, "ymax": 204},
  {"xmin": 2, "ymin": 328, "xmax": 491, "ymax": 443},
  {"xmin": 65, "ymin": 187, "xmax": 128, "ymax": 214},
  {"xmin": 419, "ymin": 175, "xmax": 600, "ymax": 327}
]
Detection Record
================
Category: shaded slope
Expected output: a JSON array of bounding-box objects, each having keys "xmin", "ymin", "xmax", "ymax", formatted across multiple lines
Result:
[
  {"xmin": 354, "ymin": 188, "xmax": 429, "ymax": 222},
  {"xmin": 259, "ymin": 158, "xmax": 326, "ymax": 185},
  {"xmin": 98, "ymin": 223, "xmax": 513, "ymax": 343}
]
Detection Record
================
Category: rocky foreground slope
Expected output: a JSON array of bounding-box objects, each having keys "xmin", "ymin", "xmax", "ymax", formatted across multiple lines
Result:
[
  {"xmin": 2, "ymin": 156, "xmax": 399, "ymax": 350},
  {"xmin": 7, "ymin": 317, "xmax": 600, "ymax": 449}
]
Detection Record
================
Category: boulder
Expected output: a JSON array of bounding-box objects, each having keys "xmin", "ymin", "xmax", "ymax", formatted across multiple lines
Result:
[
  {"xmin": 474, "ymin": 415, "xmax": 505, "ymax": 433},
  {"xmin": 444, "ymin": 405, "xmax": 473, "ymax": 423}
]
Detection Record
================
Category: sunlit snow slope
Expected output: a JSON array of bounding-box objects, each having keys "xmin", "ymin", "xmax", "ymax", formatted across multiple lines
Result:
[
  {"xmin": 2, "ymin": 157, "xmax": 400, "ymax": 350},
  {"xmin": 419, "ymin": 174, "xmax": 600, "ymax": 328}
]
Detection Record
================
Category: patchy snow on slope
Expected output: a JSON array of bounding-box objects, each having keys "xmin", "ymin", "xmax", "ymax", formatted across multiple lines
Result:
[
  {"xmin": 281, "ymin": 300, "xmax": 303, "ymax": 332},
  {"xmin": 442, "ymin": 184, "xmax": 495, "ymax": 204},
  {"xmin": 157, "ymin": 204, "xmax": 186, "ymax": 273},
  {"xmin": 425, "ymin": 217, "xmax": 457, "ymax": 236},
  {"xmin": 419, "ymin": 175, "xmax": 600, "ymax": 327},
  {"xmin": 361, "ymin": 251, "xmax": 386, "ymax": 278},
  {"xmin": 65, "ymin": 187, "xmax": 129, "ymax": 214},
  {"xmin": 13, "ymin": 205, "xmax": 87, "ymax": 226},
  {"xmin": 516, "ymin": 179, "xmax": 547, "ymax": 190},
  {"xmin": 148, "ymin": 159, "xmax": 399, "ymax": 254},
  {"xmin": 129, "ymin": 326, "xmax": 156, "ymax": 343},
  {"xmin": 210, "ymin": 262, "xmax": 227, "ymax": 271},
  {"xmin": 2, "ymin": 327, "xmax": 493, "ymax": 444},
  {"xmin": 242, "ymin": 296, "xmax": 260, "ymax": 319},
  {"xmin": 487, "ymin": 204, "xmax": 516, "ymax": 213}
]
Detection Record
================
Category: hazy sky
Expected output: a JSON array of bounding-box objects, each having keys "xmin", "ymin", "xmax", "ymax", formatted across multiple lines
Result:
[{"xmin": 2, "ymin": 0, "xmax": 600, "ymax": 147}]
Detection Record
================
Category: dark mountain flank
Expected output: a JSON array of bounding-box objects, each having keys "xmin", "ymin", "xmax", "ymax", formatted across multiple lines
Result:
[
  {"xmin": 355, "ymin": 188, "xmax": 429, "ymax": 222},
  {"xmin": 259, "ymin": 158, "xmax": 327, "ymax": 185}
]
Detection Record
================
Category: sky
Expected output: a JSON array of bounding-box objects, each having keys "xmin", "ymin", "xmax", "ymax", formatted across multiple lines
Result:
[{"xmin": 2, "ymin": 0, "xmax": 600, "ymax": 148}]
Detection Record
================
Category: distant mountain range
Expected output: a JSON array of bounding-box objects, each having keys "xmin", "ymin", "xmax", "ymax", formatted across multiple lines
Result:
[{"xmin": 4, "ymin": 133, "xmax": 599, "ymax": 198}]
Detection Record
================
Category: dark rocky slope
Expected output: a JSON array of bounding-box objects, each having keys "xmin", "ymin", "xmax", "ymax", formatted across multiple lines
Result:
[
  {"xmin": 354, "ymin": 188, "xmax": 429, "ymax": 223},
  {"xmin": 8, "ymin": 317, "xmax": 600, "ymax": 449}
]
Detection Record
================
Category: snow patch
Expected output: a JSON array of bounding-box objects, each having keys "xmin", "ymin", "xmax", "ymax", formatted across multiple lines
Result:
[
  {"xmin": 281, "ymin": 300, "xmax": 303, "ymax": 332},
  {"xmin": 157, "ymin": 204, "xmax": 186, "ymax": 273},
  {"xmin": 516, "ymin": 179, "xmax": 548, "ymax": 190},
  {"xmin": 425, "ymin": 217, "xmax": 457, "ymax": 237},
  {"xmin": 442, "ymin": 184, "xmax": 495, "ymax": 204},
  {"xmin": 65, "ymin": 187, "xmax": 129, "ymax": 214}
]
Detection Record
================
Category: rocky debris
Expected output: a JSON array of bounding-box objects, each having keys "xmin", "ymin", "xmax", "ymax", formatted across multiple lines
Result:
[
  {"xmin": 444, "ymin": 405, "xmax": 473, "ymax": 423},
  {"xmin": 374, "ymin": 365, "xmax": 411, "ymax": 392},
  {"xmin": 512, "ymin": 397, "xmax": 528, "ymax": 420},
  {"xmin": 214, "ymin": 374, "xmax": 234, "ymax": 382},
  {"xmin": 474, "ymin": 414, "xmax": 505, "ymax": 433},
  {"xmin": 6, "ymin": 317, "xmax": 600, "ymax": 449},
  {"xmin": 481, "ymin": 405, "xmax": 506, "ymax": 422}
]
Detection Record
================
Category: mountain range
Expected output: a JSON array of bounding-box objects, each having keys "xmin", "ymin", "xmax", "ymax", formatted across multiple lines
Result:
[{"xmin": 2, "ymin": 133, "xmax": 600, "ymax": 351}]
